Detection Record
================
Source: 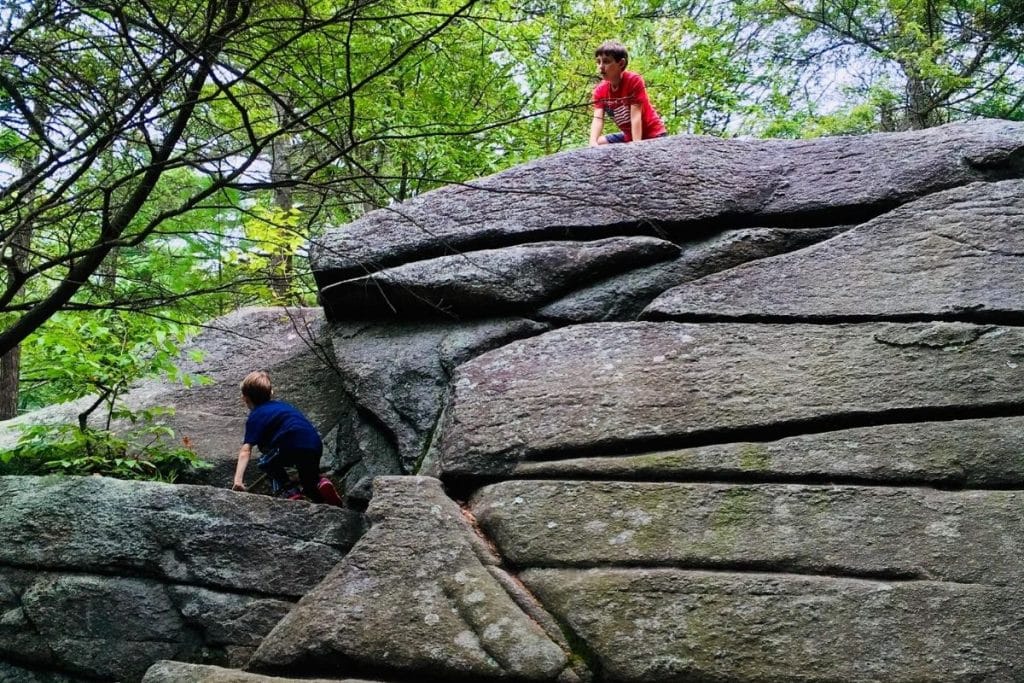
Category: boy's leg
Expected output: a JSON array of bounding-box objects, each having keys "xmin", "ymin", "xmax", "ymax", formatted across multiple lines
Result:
[
  {"xmin": 256, "ymin": 448, "xmax": 293, "ymax": 496},
  {"xmin": 279, "ymin": 448, "xmax": 324, "ymax": 503}
]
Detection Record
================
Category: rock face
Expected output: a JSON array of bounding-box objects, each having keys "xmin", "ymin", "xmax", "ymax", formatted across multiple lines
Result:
[
  {"xmin": 309, "ymin": 120, "xmax": 1024, "ymax": 283},
  {"xmin": 309, "ymin": 120, "xmax": 1024, "ymax": 682},
  {"xmin": 314, "ymin": 120, "xmax": 1024, "ymax": 498},
  {"xmin": 3, "ymin": 120, "xmax": 1024, "ymax": 682},
  {"xmin": 0, "ymin": 476, "xmax": 364, "ymax": 681},
  {"xmin": 645, "ymin": 179, "xmax": 1024, "ymax": 322},
  {"xmin": 249, "ymin": 477, "xmax": 577, "ymax": 681}
]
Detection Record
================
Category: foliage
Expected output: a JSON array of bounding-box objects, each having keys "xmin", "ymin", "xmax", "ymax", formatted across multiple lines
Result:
[
  {"xmin": 17, "ymin": 309, "xmax": 202, "ymax": 415},
  {"xmin": 0, "ymin": 412, "xmax": 211, "ymax": 482},
  {"xmin": 751, "ymin": 0, "xmax": 1024, "ymax": 131},
  {"xmin": 227, "ymin": 202, "xmax": 314, "ymax": 306},
  {"xmin": 1, "ymin": 0, "xmax": 1021, "ymax": 425},
  {"xmin": 0, "ymin": 0, "xmax": 490, "ymax": 356}
]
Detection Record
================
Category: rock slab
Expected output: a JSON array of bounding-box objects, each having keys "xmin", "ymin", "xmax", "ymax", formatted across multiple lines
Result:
[
  {"xmin": 437, "ymin": 321, "xmax": 1024, "ymax": 468},
  {"xmin": 523, "ymin": 568, "xmax": 1024, "ymax": 682},
  {"xmin": 250, "ymin": 477, "xmax": 576, "ymax": 682},
  {"xmin": 0, "ymin": 476, "xmax": 365, "ymax": 681},
  {"xmin": 647, "ymin": 179, "xmax": 1024, "ymax": 321}
]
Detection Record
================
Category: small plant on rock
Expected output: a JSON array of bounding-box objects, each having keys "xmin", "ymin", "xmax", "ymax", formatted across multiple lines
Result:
[{"xmin": 1, "ymin": 410, "xmax": 211, "ymax": 482}]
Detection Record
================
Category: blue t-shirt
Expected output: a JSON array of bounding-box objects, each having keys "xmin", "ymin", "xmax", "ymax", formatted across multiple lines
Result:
[{"xmin": 243, "ymin": 400, "xmax": 322, "ymax": 453}]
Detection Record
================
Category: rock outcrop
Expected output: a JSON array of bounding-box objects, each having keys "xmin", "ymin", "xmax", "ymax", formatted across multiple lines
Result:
[
  {"xmin": 302, "ymin": 120, "xmax": 1024, "ymax": 682},
  {"xmin": 0, "ymin": 476, "xmax": 364, "ymax": 681},
  {"xmin": 2, "ymin": 119, "xmax": 1023, "ymax": 682}
]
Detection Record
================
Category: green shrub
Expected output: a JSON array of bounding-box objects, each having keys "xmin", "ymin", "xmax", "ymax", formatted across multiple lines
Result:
[{"xmin": 0, "ymin": 408, "xmax": 211, "ymax": 483}]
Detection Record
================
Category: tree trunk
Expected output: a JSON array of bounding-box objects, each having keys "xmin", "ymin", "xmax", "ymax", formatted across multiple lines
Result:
[
  {"xmin": 905, "ymin": 71, "xmax": 935, "ymax": 129},
  {"xmin": 0, "ymin": 96, "xmax": 48, "ymax": 419},
  {"xmin": 0, "ymin": 347, "xmax": 20, "ymax": 419},
  {"xmin": 269, "ymin": 99, "xmax": 296, "ymax": 303}
]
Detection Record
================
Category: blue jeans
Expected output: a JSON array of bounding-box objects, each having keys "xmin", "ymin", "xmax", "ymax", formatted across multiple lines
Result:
[{"xmin": 606, "ymin": 131, "xmax": 668, "ymax": 143}]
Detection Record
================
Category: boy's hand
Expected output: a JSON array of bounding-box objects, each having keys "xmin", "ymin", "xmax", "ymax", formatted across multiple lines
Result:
[{"xmin": 232, "ymin": 482, "xmax": 247, "ymax": 492}]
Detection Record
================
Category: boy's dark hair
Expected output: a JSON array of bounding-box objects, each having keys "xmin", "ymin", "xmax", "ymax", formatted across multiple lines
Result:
[
  {"xmin": 595, "ymin": 40, "xmax": 628, "ymax": 67},
  {"xmin": 241, "ymin": 370, "xmax": 273, "ymax": 405}
]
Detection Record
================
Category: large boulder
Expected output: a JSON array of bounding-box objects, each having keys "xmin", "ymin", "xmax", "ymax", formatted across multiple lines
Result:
[
  {"xmin": 311, "ymin": 119, "xmax": 1024, "ymax": 286},
  {"xmin": 313, "ymin": 120, "xmax": 1024, "ymax": 507},
  {"xmin": 7, "ymin": 120, "xmax": 1024, "ymax": 682},
  {"xmin": 0, "ymin": 476, "xmax": 365, "ymax": 681},
  {"xmin": 248, "ymin": 477, "xmax": 580, "ymax": 682},
  {"xmin": 308, "ymin": 121, "xmax": 1024, "ymax": 682}
]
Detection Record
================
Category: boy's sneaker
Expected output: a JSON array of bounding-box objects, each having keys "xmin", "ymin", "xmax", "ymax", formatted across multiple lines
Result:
[{"xmin": 317, "ymin": 477, "xmax": 343, "ymax": 506}]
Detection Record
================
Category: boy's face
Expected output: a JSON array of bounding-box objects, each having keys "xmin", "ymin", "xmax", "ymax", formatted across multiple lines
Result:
[{"xmin": 596, "ymin": 54, "xmax": 625, "ymax": 83}]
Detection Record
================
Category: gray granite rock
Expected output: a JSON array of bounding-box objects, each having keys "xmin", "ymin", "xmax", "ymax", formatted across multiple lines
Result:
[
  {"xmin": 501, "ymin": 416, "xmax": 1024, "ymax": 485},
  {"xmin": 330, "ymin": 318, "xmax": 548, "ymax": 475},
  {"xmin": 435, "ymin": 321, "xmax": 1024, "ymax": 469},
  {"xmin": 143, "ymin": 661, "xmax": 378, "ymax": 682},
  {"xmin": 646, "ymin": 179, "xmax": 1024, "ymax": 321},
  {"xmin": 0, "ymin": 476, "xmax": 364, "ymax": 596},
  {"xmin": 472, "ymin": 480, "xmax": 1023, "ymax": 584},
  {"xmin": 311, "ymin": 120, "xmax": 1024, "ymax": 283},
  {"xmin": 0, "ymin": 572, "xmax": 284, "ymax": 681},
  {"xmin": 0, "ymin": 476, "xmax": 364, "ymax": 681},
  {"xmin": 538, "ymin": 227, "xmax": 844, "ymax": 323},
  {"xmin": 320, "ymin": 236, "xmax": 679, "ymax": 320},
  {"xmin": 523, "ymin": 568, "xmax": 1024, "ymax": 682},
  {"xmin": 250, "ymin": 477, "xmax": 577, "ymax": 682}
]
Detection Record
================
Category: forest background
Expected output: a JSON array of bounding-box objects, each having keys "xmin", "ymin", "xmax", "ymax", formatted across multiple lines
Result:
[{"xmin": 1, "ymin": 0, "xmax": 1022, "ymax": 472}]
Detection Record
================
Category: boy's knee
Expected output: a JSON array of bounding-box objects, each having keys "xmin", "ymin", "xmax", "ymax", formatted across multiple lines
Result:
[{"xmin": 256, "ymin": 448, "xmax": 280, "ymax": 471}]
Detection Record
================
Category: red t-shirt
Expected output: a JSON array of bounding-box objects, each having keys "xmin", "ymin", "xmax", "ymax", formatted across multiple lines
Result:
[{"xmin": 592, "ymin": 71, "xmax": 666, "ymax": 142}]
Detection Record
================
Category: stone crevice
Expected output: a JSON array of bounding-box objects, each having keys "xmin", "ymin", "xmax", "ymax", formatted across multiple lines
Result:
[
  {"xmin": 448, "ymin": 471, "xmax": 1024, "ymax": 495},
  {"xmin": 641, "ymin": 311, "xmax": 1024, "ymax": 326},
  {"xmin": 508, "ymin": 561, "xmax": 952, "ymax": 586},
  {"xmin": 963, "ymin": 144, "xmax": 1024, "ymax": 174},
  {"xmin": 315, "ymin": 213, "xmax": 883, "ymax": 286},
  {"xmin": 0, "ymin": 562, "xmax": 300, "ymax": 604},
  {"xmin": 318, "ymin": 160, "xmax": 1024, "ymax": 287},
  {"xmin": 454, "ymin": 500, "xmax": 593, "ymax": 681},
  {"xmin": 519, "ymin": 401, "xmax": 1024, "ymax": 464}
]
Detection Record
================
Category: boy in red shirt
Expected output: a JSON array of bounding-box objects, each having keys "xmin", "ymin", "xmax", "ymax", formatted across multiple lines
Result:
[{"xmin": 589, "ymin": 40, "xmax": 667, "ymax": 146}]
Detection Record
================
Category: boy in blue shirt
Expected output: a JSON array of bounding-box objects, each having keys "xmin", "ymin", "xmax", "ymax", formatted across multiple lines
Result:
[{"xmin": 232, "ymin": 370, "xmax": 338, "ymax": 504}]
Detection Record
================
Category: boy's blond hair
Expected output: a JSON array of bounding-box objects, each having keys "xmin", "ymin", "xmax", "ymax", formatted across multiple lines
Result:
[
  {"xmin": 595, "ymin": 40, "xmax": 628, "ymax": 67},
  {"xmin": 241, "ymin": 370, "xmax": 273, "ymax": 405}
]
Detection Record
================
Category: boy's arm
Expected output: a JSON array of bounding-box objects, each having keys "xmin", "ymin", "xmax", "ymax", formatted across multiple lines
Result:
[
  {"xmin": 589, "ymin": 108, "xmax": 605, "ymax": 147},
  {"xmin": 232, "ymin": 443, "xmax": 252, "ymax": 491},
  {"xmin": 630, "ymin": 103, "xmax": 643, "ymax": 142}
]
